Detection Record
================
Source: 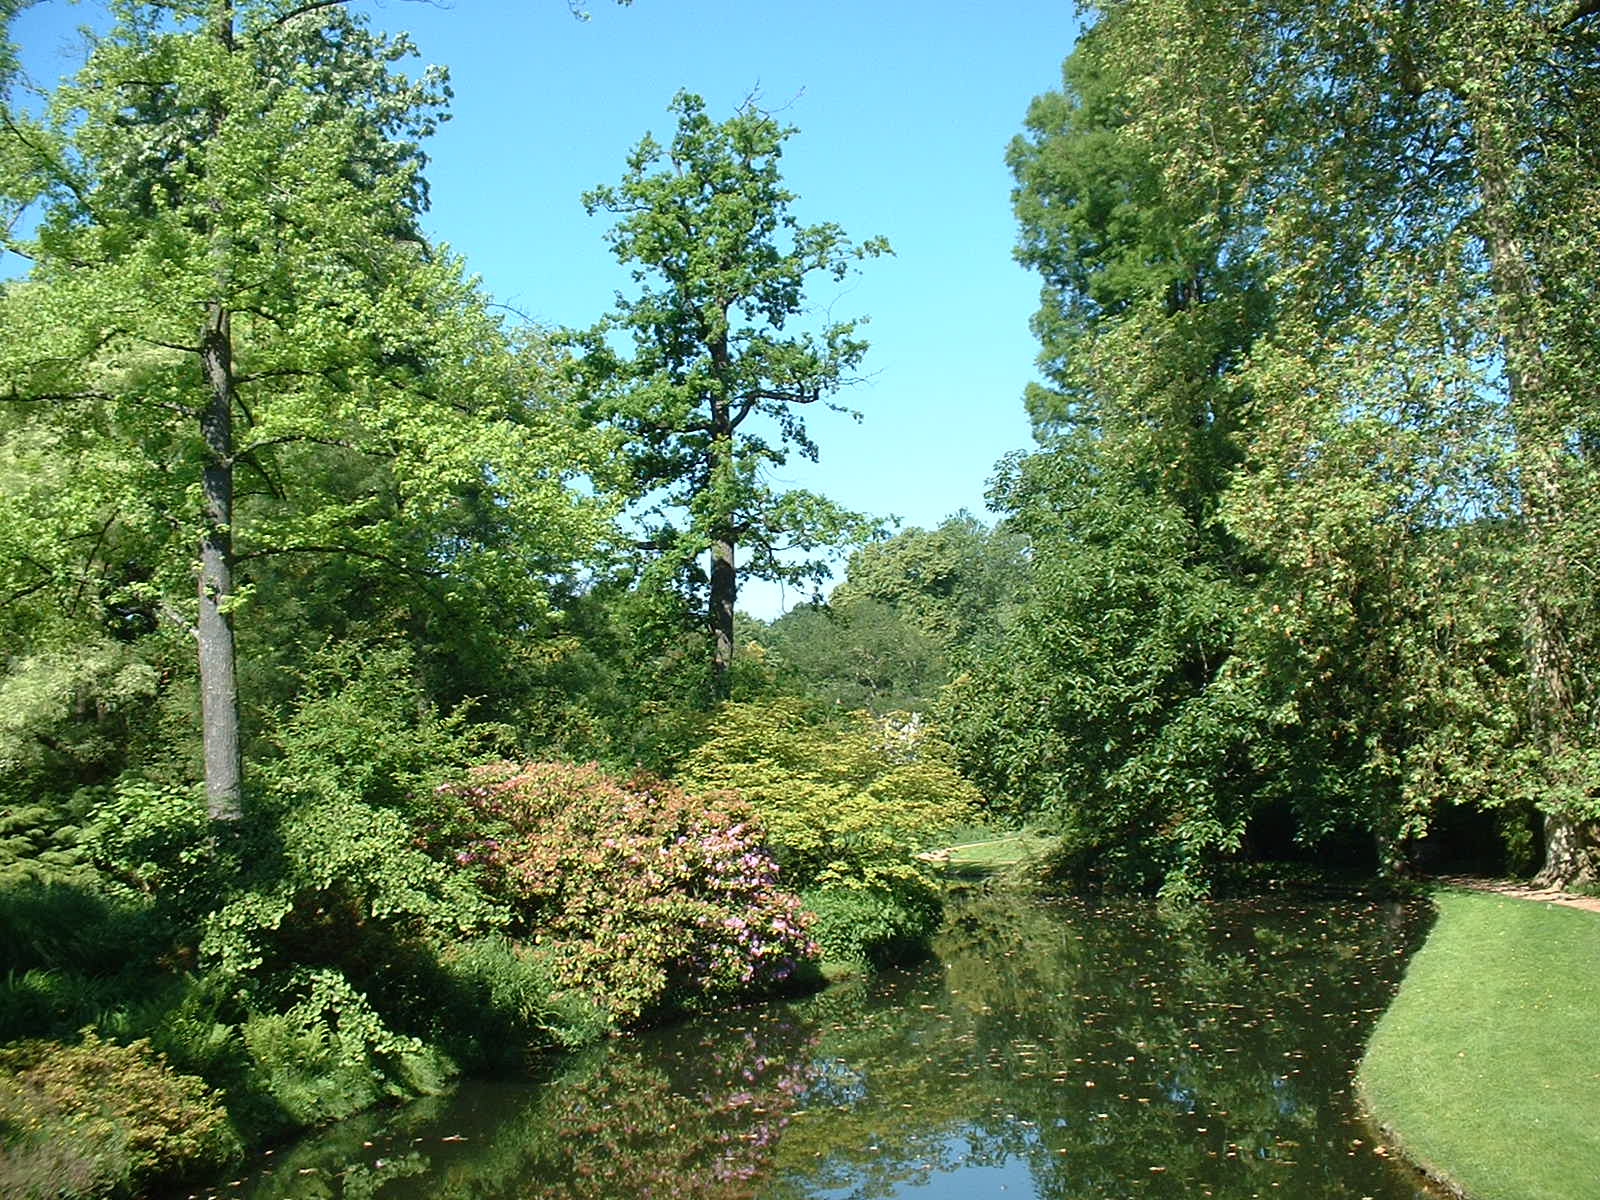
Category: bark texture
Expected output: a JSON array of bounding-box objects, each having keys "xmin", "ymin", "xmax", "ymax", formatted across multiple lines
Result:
[{"xmin": 198, "ymin": 300, "xmax": 242, "ymax": 822}]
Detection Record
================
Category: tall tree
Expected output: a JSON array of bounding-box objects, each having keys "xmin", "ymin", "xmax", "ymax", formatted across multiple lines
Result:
[
  {"xmin": 0, "ymin": 1, "xmax": 606, "ymax": 821},
  {"xmin": 944, "ymin": 16, "xmax": 1285, "ymax": 896},
  {"xmin": 572, "ymin": 91, "xmax": 886, "ymax": 700},
  {"xmin": 1163, "ymin": 0, "xmax": 1600, "ymax": 885},
  {"xmin": 1001, "ymin": 0, "xmax": 1600, "ymax": 885}
]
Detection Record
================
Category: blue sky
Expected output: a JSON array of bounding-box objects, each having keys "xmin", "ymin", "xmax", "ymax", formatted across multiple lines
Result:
[{"xmin": 13, "ymin": 0, "xmax": 1082, "ymax": 616}]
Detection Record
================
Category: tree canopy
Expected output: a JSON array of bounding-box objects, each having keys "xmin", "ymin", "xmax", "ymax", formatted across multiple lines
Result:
[
  {"xmin": 570, "ymin": 91, "xmax": 887, "ymax": 699},
  {"xmin": 0, "ymin": 0, "xmax": 609, "ymax": 818},
  {"xmin": 946, "ymin": 0, "xmax": 1600, "ymax": 891}
]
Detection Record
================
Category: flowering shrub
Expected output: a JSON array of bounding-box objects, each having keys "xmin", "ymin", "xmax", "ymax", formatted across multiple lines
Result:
[{"xmin": 436, "ymin": 762, "xmax": 818, "ymax": 1024}]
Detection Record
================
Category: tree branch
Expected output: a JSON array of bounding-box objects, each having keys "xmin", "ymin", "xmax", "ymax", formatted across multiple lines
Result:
[
  {"xmin": 236, "ymin": 433, "xmax": 383, "ymax": 457},
  {"xmin": 73, "ymin": 512, "xmax": 118, "ymax": 615},
  {"xmin": 233, "ymin": 365, "xmax": 340, "ymax": 386},
  {"xmin": 265, "ymin": 0, "xmax": 351, "ymax": 30},
  {"xmin": 0, "ymin": 387, "xmax": 115, "ymax": 405},
  {"xmin": 2, "ymin": 571, "xmax": 54, "ymax": 610},
  {"xmin": 159, "ymin": 601, "xmax": 197, "ymax": 639},
  {"xmin": 729, "ymin": 385, "xmax": 819, "ymax": 430},
  {"xmin": 0, "ymin": 111, "xmax": 118, "ymax": 235}
]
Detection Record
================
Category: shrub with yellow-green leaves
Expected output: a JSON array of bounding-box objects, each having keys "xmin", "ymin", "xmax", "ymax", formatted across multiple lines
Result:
[
  {"xmin": 677, "ymin": 701, "xmax": 983, "ymax": 965},
  {"xmin": 0, "ymin": 1031, "xmax": 242, "ymax": 1200}
]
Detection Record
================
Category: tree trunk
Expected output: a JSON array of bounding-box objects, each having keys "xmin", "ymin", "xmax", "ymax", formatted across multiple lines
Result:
[
  {"xmin": 707, "ymin": 327, "xmax": 737, "ymax": 702},
  {"xmin": 198, "ymin": 0, "xmax": 242, "ymax": 824},
  {"xmin": 1537, "ymin": 811, "xmax": 1600, "ymax": 891},
  {"xmin": 198, "ymin": 300, "xmax": 242, "ymax": 823},
  {"xmin": 710, "ymin": 527, "xmax": 735, "ymax": 700},
  {"xmin": 707, "ymin": 405, "xmax": 736, "ymax": 701}
]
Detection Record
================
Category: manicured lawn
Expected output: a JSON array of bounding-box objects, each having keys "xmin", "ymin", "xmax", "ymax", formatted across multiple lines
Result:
[
  {"xmin": 1358, "ymin": 888, "xmax": 1600, "ymax": 1200},
  {"xmin": 926, "ymin": 832, "xmax": 1055, "ymax": 878}
]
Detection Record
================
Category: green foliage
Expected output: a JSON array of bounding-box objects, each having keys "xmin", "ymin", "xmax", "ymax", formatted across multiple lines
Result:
[
  {"xmin": 0, "ymin": 793, "xmax": 98, "ymax": 887},
  {"xmin": 570, "ymin": 90, "xmax": 886, "ymax": 692},
  {"xmin": 175, "ymin": 647, "xmax": 514, "ymax": 1129},
  {"xmin": 201, "ymin": 794, "xmax": 501, "ymax": 979},
  {"xmin": 436, "ymin": 761, "xmax": 818, "ymax": 1025},
  {"xmin": 0, "ymin": 0, "xmax": 612, "ymax": 819},
  {"xmin": 439, "ymin": 936, "xmax": 610, "ymax": 1054},
  {"xmin": 943, "ymin": 441, "xmax": 1256, "ymax": 896},
  {"xmin": 756, "ymin": 598, "xmax": 947, "ymax": 714},
  {"xmin": 199, "ymin": 637, "xmax": 506, "ymax": 972},
  {"xmin": 970, "ymin": 0, "xmax": 1600, "ymax": 891},
  {"xmin": 681, "ymin": 700, "xmax": 980, "ymax": 890},
  {"xmin": 234, "ymin": 969, "xmax": 454, "ymax": 1135},
  {"xmin": 0, "ymin": 644, "xmax": 163, "ymax": 802},
  {"xmin": 1006, "ymin": 16, "xmax": 1266, "ymax": 445},
  {"xmin": 801, "ymin": 884, "xmax": 942, "ymax": 968},
  {"xmin": 832, "ymin": 513, "xmax": 1031, "ymax": 656},
  {"xmin": 0, "ymin": 1031, "xmax": 241, "ymax": 1200},
  {"xmin": 0, "ymin": 636, "xmax": 197, "ymax": 887},
  {"xmin": 678, "ymin": 700, "xmax": 981, "ymax": 961},
  {"xmin": 85, "ymin": 778, "xmax": 214, "ymax": 910},
  {"xmin": 0, "ymin": 866, "xmax": 189, "ymax": 1047},
  {"xmin": 252, "ymin": 640, "xmax": 503, "ymax": 813}
]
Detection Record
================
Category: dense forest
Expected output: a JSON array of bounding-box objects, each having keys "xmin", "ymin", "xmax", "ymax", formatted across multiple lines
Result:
[{"xmin": 1, "ymin": 0, "xmax": 1597, "ymax": 1194}]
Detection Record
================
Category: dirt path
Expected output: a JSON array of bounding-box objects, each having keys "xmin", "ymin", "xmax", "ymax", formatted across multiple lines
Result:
[{"xmin": 1430, "ymin": 874, "xmax": 1600, "ymax": 914}]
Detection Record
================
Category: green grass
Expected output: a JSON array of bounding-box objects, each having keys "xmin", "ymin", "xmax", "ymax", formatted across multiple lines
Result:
[
  {"xmin": 925, "ymin": 832, "xmax": 1056, "ymax": 878},
  {"xmin": 1358, "ymin": 889, "xmax": 1600, "ymax": 1200}
]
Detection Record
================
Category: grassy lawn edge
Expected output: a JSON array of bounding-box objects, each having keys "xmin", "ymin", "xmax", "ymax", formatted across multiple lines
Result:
[{"xmin": 1356, "ymin": 888, "xmax": 1600, "ymax": 1200}]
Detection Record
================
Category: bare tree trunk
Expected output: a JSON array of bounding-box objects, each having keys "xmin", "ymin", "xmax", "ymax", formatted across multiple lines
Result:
[
  {"xmin": 707, "ymin": 410, "xmax": 736, "ymax": 701},
  {"xmin": 198, "ymin": 300, "xmax": 242, "ymax": 823},
  {"xmin": 706, "ymin": 325, "xmax": 737, "ymax": 702},
  {"xmin": 1538, "ymin": 811, "xmax": 1600, "ymax": 890},
  {"xmin": 198, "ymin": 0, "xmax": 242, "ymax": 823},
  {"xmin": 710, "ymin": 527, "xmax": 735, "ymax": 701}
]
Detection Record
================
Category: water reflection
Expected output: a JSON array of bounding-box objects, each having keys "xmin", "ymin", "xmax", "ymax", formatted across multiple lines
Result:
[{"xmin": 205, "ymin": 894, "xmax": 1441, "ymax": 1200}]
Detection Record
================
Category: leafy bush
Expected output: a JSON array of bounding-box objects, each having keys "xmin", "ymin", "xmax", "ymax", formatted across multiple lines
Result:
[
  {"xmin": 84, "ymin": 779, "xmax": 212, "ymax": 901},
  {"xmin": 440, "ymin": 935, "xmax": 610, "ymax": 1053},
  {"xmin": 0, "ymin": 795, "xmax": 98, "ymax": 887},
  {"xmin": 676, "ymin": 701, "xmax": 982, "ymax": 963},
  {"xmin": 0, "ymin": 871, "xmax": 190, "ymax": 1046},
  {"xmin": 229, "ymin": 969, "xmax": 454, "ymax": 1137},
  {"xmin": 168, "ymin": 645, "xmax": 522, "ymax": 1132},
  {"xmin": 679, "ymin": 701, "xmax": 981, "ymax": 890},
  {"xmin": 0, "ymin": 1031, "xmax": 241, "ymax": 1199},
  {"xmin": 435, "ymin": 762, "xmax": 817, "ymax": 1024},
  {"xmin": 253, "ymin": 640, "xmax": 503, "ymax": 814},
  {"xmin": 802, "ymin": 883, "xmax": 942, "ymax": 967}
]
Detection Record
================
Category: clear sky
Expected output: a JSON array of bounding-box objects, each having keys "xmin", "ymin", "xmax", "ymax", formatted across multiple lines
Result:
[{"xmin": 12, "ymin": 0, "xmax": 1082, "ymax": 617}]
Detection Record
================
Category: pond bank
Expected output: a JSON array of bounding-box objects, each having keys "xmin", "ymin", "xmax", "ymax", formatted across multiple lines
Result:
[{"xmin": 1358, "ymin": 887, "xmax": 1600, "ymax": 1200}]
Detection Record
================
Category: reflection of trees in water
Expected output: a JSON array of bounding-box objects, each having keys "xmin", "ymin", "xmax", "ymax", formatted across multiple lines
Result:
[
  {"xmin": 228, "ymin": 896, "xmax": 1435, "ymax": 1200},
  {"xmin": 767, "ymin": 892, "xmax": 1436, "ymax": 1200},
  {"xmin": 230, "ymin": 1014, "xmax": 821, "ymax": 1200},
  {"xmin": 449, "ymin": 1015, "xmax": 821, "ymax": 1199}
]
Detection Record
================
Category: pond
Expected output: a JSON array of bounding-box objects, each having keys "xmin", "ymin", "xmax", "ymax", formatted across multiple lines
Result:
[{"xmin": 198, "ymin": 892, "xmax": 1442, "ymax": 1200}]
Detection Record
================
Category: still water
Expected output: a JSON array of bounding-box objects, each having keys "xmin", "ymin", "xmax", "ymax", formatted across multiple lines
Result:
[{"xmin": 208, "ymin": 893, "xmax": 1441, "ymax": 1199}]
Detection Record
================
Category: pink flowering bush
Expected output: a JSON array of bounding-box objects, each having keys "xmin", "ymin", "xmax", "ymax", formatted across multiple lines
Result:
[{"xmin": 435, "ymin": 762, "xmax": 818, "ymax": 1025}]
